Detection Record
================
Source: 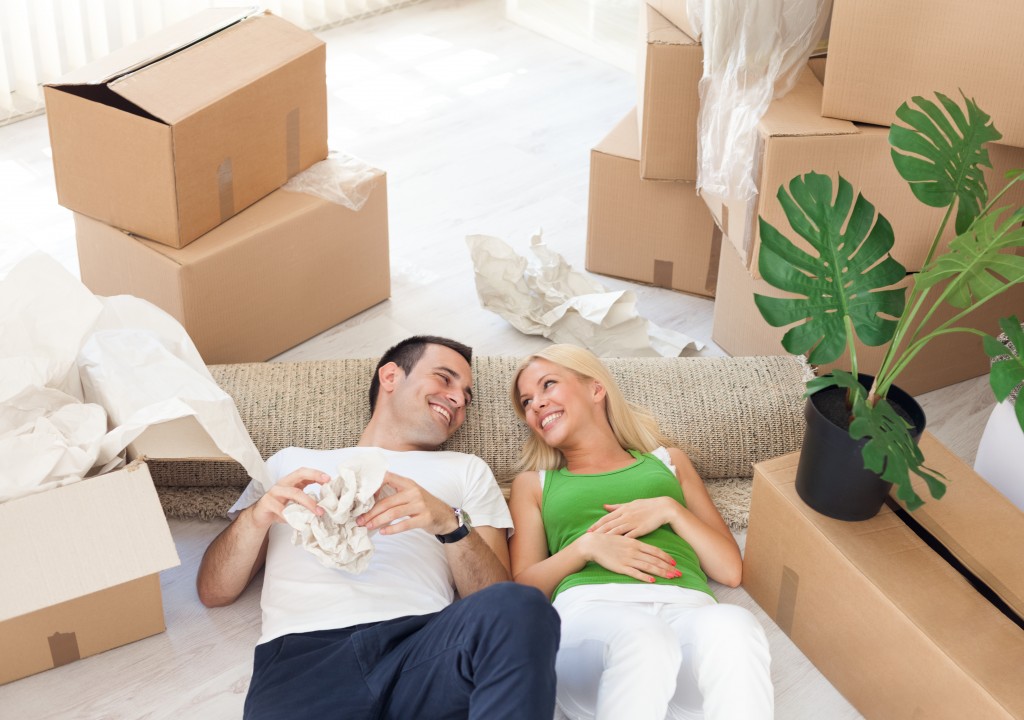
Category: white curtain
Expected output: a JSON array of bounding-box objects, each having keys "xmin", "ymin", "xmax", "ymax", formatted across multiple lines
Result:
[{"xmin": 0, "ymin": 0, "xmax": 417, "ymax": 125}]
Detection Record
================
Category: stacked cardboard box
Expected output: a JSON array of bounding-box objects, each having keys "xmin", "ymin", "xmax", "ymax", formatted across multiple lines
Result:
[
  {"xmin": 50, "ymin": 8, "xmax": 391, "ymax": 364},
  {"xmin": 707, "ymin": 53, "xmax": 1024, "ymax": 392},
  {"xmin": 586, "ymin": 3, "xmax": 714, "ymax": 297}
]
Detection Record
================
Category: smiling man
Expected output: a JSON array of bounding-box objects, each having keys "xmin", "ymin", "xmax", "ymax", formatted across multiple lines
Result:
[{"xmin": 196, "ymin": 336, "xmax": 559, "ymax": 720}]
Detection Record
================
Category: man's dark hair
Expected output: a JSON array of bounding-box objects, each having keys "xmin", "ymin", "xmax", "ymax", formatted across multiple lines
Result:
[{"xmin": 368, "ymin": 335, "xmax": 473, "ymax": 413}]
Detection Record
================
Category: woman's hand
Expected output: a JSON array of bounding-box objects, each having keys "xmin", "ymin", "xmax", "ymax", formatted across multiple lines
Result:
[
  {"xmin": 588, "ymin": 497, "xmax": 680, "ymax": 538},
  {"xmin": 574, "ymin": 532, "xmax": 681, "ymax": 583}
]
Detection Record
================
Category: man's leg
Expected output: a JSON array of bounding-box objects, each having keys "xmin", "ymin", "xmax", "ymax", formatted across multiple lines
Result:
[{"xmin": 358, "ymin": 582, "xmax": 560, "ymax": 720}]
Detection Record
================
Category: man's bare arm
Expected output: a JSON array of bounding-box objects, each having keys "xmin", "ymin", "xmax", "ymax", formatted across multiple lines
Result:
[
  {"xmin": 445, "ymin": 524, "xmax": 512, "ymax": 597},
  {"xmin": 196, "ymin": 467, "xmax": 330, "ymax": 607}
]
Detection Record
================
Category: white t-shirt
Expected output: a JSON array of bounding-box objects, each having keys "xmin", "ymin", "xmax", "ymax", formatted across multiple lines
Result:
[{"xmin": 230, "ymin": 446, "xmax": 513, "ymax": 644}]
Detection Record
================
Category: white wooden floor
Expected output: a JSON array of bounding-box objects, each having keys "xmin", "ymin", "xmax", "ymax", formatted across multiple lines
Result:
[{"xmin": 0, "ymin": 0, "xmax": 997, "ymax": 717}]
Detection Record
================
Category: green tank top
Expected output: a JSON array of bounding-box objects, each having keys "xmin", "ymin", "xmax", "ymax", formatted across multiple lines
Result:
[{"xmin": 541, "ymin": 449, "xmax": 714, "ymax": 601}]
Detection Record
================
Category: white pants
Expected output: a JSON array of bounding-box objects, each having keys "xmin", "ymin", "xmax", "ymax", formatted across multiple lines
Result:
[{"xmin": 552, "ymin": 585, "xmax": 773, "ymax": 720}]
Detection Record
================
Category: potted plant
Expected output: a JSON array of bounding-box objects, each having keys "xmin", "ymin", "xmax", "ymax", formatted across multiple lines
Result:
[{"xmin": 754, "ymin": 91, "xmax": 1024, "ymax": 520}]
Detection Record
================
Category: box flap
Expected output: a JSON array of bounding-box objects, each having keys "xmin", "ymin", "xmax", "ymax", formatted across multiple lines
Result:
[
  {"xmin": 129, "ymin": 416, "xmax": 230, "ymax": 462},
  {"xmin": 49, "ymin": 7, "xmax": 256, "ymax": 87},
  {"xmin": 111, "ymin": 13, "xmax": 325, "ymax": 125},
  {"xmin": 645, "ymin": 5, "xmax": 698, "ymax": 47},
  {"xmin": 760, "ymin": 67, "xmax": 857, "ymax": 138},
  {"xmin": 595, "ymin": 110, "xmax": 640, "ymax": 163},
  {"xmin": 0, "ymin": 462, "xmax": 180, "ymax": 622}
]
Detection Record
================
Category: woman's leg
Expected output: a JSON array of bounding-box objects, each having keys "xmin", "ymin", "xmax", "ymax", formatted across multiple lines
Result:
[
  {"xmin": 553, "ymin": 589, "xmax": 683, "ymax": 720},
  {"xmin": 662, "ymin": 601, "xmax": 773, "ymax": 720}
]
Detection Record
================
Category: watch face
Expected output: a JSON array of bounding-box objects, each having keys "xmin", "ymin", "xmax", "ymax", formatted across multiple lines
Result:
[{"xmin": 456, "ymin": 507, "xmax": 472, "ymax": 529}]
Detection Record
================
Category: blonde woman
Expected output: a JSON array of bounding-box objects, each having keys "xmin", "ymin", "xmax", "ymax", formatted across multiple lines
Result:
[{"xmin": 509, "ymin": 344, "xmax": 773, "ymax": 720}]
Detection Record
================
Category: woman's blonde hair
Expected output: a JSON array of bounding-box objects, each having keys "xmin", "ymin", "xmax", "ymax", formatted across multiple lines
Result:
[{"xmin": 511, "ymin": 344, "xmax": 669, "ymax": 471}]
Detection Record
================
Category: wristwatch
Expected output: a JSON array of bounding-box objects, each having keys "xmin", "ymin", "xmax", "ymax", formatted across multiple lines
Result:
[{"xmin": 435, "ymin": 507, "xmax": 472, "ymax": 543}]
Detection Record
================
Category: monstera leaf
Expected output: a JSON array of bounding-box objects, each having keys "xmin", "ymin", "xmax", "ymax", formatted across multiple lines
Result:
[
  {"xmin": 830, "ymin": 371, "xmax": 946, "ymax": 511},
  {"xmin": 889, "ymin": 93, "xmax": 1002, "ymax": 235},
  {"xmin": 915, "ymin": 207, "xmax": 1024, "ymax": 308},
  {"xmin": 984, "ymin": 315, "xmax": 1024, "ymax": 430},
  {"xmin": 755, "ymin": 173, "xmax": 907, "ymax": 365}
]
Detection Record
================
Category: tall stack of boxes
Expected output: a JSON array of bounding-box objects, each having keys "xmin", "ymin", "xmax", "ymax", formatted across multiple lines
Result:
[
  {"xmin": 46, "ymin": 8, "xmax": 391, "ymax": 365},
  {"xmin": 586, "ymin": 3, "xmax": 720, "ymax": 298}
]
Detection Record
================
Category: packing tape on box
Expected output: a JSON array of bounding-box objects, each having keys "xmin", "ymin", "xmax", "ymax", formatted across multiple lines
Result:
[
  {"xmin": 286, "ymin": 107, "xmax": 301, "ymax": 178},
  {"xmin": 48, "ymin": 631, "xmax": 80, "ymax": 668},
  {"xmin": 218, "ymin": 157, "xmax": 234, "ymax": 222},
  {"xmin": 705, "ymin": 225, "xmax": 723, "ymax": 295},
  {"xmin": 777, "ymin": 565, "xmax": 800, "ymax": 635}
]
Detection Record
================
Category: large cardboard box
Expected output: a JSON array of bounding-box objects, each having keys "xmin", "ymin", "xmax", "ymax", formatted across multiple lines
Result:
[
  {"xmin": 44, "ymin": 8, "xmax": 328, "ymax": 248},
  {"xmin": 588, "ymin": 110, "xmax": 720, "ymax": 298},
  {"xmin": 712, "ymin": 240, "xmax": 1024, "ymax": 395},
  {"xmin": 75, "ymin": 179, "xmax": 391, "ymax": 364},
  {"xmin": 0, "ymin": 462, "xmax": 181, "ymax": 685},
  {"xmin": 637, "ymin": 4, "xmax": 702, "ymax": 182},
  {"xmin": 822, "ymin": 0, "xmax": 1024, "ymax": 149},
  {"xmin": 743, "ymin": 436, "xmax": 1024, "ymax": 718},
  {"xmin": 703, "ymin": 68, "xmax": 1024, "ymax": 280}
]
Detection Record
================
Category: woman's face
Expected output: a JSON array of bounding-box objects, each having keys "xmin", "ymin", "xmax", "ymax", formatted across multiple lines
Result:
[{"xmin": 516, "ymin": 358, "xmax": 601, "ymax": 446}]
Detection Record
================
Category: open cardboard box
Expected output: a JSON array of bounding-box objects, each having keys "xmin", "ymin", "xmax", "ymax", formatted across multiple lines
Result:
[
  {"xmin": 742, "ymin": 433, "xmax": 1024, "ymax": 718},
  {"xmin": 0, "ymin": 462, "xmax": 180, "ymax": 685},
  {"xmin": 44, "ymin": 8, "xmax": 327, "ymax": 248},
  {"xmin": 702, "ymin": 67, "xmax": 1024, "ymax": 280}
]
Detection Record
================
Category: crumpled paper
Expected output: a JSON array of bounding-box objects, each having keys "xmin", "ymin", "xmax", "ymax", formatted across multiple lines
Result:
[
  {"xmin": 0, "ymin": 252, "xmax": 270, "ymax": 502},
  {"xmin": 280, "ymin": 152, "xmax": 381, "ymax": 212},
  {"xmin": 282, "ymin": 450, "xmax": 393, "ymax": 573},
  {"xmin": 466, "ymin": 233, "xmax": 702, "ymax": 357}
]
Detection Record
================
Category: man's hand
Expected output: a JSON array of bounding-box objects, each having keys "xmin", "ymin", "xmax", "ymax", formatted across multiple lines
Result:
[
  {"xmin": 356, "ymin": 472, "xmax": 457, "ymax": 536},
  {"xmin": 249, "ymin": 467, "xmax": 331, "ymax": 530}
]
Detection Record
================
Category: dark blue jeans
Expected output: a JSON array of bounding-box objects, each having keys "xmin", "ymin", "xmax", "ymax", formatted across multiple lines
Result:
[{"xmin": 243, "ymin": 583, "xmax": 559, "ymax": 719}]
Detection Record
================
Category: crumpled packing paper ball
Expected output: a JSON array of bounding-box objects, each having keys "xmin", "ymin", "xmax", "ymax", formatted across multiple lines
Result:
[{"xmin": 281, "ymin": 450, "xmax": 394, "ymax": 573}]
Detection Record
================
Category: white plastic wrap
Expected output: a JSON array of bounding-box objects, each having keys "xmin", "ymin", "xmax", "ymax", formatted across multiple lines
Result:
[
  {"xmin": 280, "ymin": 152, "xmax": 381, "ymax": 211},
  {"xmin": 695, "ymin": 0, "xmax": 832, "ymax": 201}
]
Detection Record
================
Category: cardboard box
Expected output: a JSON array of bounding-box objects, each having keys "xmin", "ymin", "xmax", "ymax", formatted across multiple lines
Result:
[
  {"xmin": 712, "ymin": 240, "xmax": 1024, "ymax": 395},
  {"xmin": 588, "ymin": 110, "xmax": 720, "ymax": 298},
  {"xmin": 637, "ymin": 4, "xmax": 702, "ymax": 181},
  {"xmin": 645, "ymin": 0, "xmax": 700, "ymax": 41},
  {"xmin": 823, "ymin": 0, "xmax": 1024, "ymax": 149},
  {"xmin": 0, "ymin": 462, "xmax": 180, "ymax": 685},
  {"xmin": 743, "ymin": 435, "xmax": 1024, "ymax": 718},
  {"xmin": 75, "ymin": 179, "xmax": 391, "ymax": 364},
  {"xmin": 44, "ymin": 8, "xmax": 328, "ymax": 248},
  {"xmin": 703, "ymin": 68, "xmax": 1024, "ymax": 280}
]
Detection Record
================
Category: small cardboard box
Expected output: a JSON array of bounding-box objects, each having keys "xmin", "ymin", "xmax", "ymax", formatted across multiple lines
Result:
[
  {"xmin": 703, "ymin": 67, "xmax": 1024, "ymax": 280},
  {"xmin": 637, "ymin": 4, "xmax": 702, "ymax": 182},
  {"xmin": 75, "ymin": 177, "xmax": 391, "ymax": 365},
  {"xmin": 712, "ymin": 239, "xmax": 1024, "ymax": 395},
  {"xmin": 0, "ymin": 462, "xmax": 181, "ymax": 685},
  {"xmin": 588, "ymin": 110, "xmax": 720, "ymax": 298},
  {"xmin": 823, "ymin": 0, "xmax": 1024, "ymax": 149},
  {"xmin": 44, "ymin": 8, "xmax": 328, "ymax": 248},
  {"xmin": 743, "ymin": 435, "xmax": 1024, "ymax": 718}
]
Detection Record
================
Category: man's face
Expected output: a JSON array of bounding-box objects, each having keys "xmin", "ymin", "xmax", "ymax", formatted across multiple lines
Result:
[{"xmin": 387, "ymin": 344, "xmax": 474, "ymax": 449}]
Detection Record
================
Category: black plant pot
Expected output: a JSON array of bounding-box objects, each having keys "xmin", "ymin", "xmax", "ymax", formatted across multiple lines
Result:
[{"xmin": 795, "ymin": 374, "xmax": 926, "ymax": 521}]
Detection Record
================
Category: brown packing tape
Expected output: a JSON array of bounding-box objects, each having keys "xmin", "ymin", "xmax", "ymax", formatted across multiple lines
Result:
[
  {"xmin": 704, "ymin": 225, "xmax": 722, "ymax": 294},
  {"xmin": 217, "ymin": 157, "xmax": 234, "ymax": 223},
  {"xmin": 48, "ymin": 630, "xmax": 80, "ymax": 667},
  {"xmin": 287, "ymin": 108, "xmax": 301, "ymax": 178},
  {"xmin": 777, "ymin": 565, "xmax": 799, "ymax": 635},
  {"xmin": 653, "ymin": 260, "xmax": 673, "ymax": 289}
]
